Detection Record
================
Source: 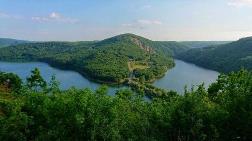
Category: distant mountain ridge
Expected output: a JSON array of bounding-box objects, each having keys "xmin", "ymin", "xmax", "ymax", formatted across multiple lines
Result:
[
  {"xmin": 180, "ymin": 41, "xmax": 231, "ymax": 48},
  {"xmin": 0, "ymin": 38, "xmax": 30, "ymax": 48},
  {"xmin": 177, "ymin": 36, "xmax": 252, "ymax": 72}
]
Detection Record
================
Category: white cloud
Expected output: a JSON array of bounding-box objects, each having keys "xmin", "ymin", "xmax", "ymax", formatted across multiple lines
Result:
[
  {"xmin": 49, "ymin": 12, "xmax": 61, "ymax": 19},
  {"xmin": 32, "ymin": 12, "xmax": 78, "ymax": 24},
  {"xmin": 228, "ymin": 0, "xmax": 252, "ymax": 7},
  {"xmin": 122, "ymin": 19, "xmax": 163, "ymax": 29}
]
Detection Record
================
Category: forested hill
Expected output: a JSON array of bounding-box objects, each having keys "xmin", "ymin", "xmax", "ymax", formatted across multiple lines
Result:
[
  {"xmin": 0, "ymin": 38, "xmax": 29, "ymax": 48},
  {"xmin": 177, "ymin": 36, "xmax": 252, "ymax": 72},
  {"xmin": 0, "ymin": 33, "xmax": 188, "ymax": 83}
]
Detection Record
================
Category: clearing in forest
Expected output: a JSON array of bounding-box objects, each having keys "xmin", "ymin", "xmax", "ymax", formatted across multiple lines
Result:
[{"xmin": 128, "ymin": 61, "xmax": 149, "ymax": 71}]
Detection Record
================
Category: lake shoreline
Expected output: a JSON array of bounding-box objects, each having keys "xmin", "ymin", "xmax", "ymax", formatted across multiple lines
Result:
[
  {"xmin": 0, "ymin": 59, "xmax": 219, "ymax": 94},
  {"xmin": 0, "ymin": 58, "xmax": 171, "ymax": 86}
]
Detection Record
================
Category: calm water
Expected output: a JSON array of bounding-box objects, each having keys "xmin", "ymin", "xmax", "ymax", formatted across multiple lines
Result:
[
  {"xmin": 153, "ymin": 60, "xmax": 219, "ymax": 93},
  {"xmin": 0, "ymin": 61, "xmax": 123, "ymax": 95},
  {"xmin": 0, "ymin": 60, "xmax": 219, "ymax": 94}
]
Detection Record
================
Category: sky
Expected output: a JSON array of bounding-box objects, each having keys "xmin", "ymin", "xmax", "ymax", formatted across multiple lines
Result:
[{"xmin": 0, "ymin": 0, "xmax": 252, "ymax": 41}]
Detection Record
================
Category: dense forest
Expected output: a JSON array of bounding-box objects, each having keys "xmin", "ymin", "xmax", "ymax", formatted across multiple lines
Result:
[
  {"xmin": 0, "ymin": 34, "xmax": 188, "ymax": 84},
  {"xmin": 0, "ymin": 68, "xmax": 251, "ymax": 141},
  {"xmin": 177, "ymin": 37, "xmax": 252, "ymax": 72}
]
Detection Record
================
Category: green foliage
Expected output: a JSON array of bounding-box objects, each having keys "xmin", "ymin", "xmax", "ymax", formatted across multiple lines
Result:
[
  {"xmin": 152, "ymin": 41, "xmax": 189, "ymax": 56},
  {"xmin": 207, "ymin": 69, "xmax": 252, "ymax": 140},
  {"xmin": 0, "ymin": 34, "xmax": 187, "ymax": 83},
  {"xmin": 133, "ymin": 54, "xmax": 174, "ymax": 81},
  {"xmin": 0, "ymin": 72, "xmax": 22, "ymax": 92},
  {"xmin": 0, "ymin": 96, "xmax": 28, "ymax": 141},
  {"xmin": 47, "ymin": 75, "xmax": 60, "ymax": 93},
  {"xmin": 177, "ymin": 37, "xmax": 252, "ymax": 72},
  {"xmin": 26, "ymin": 68, "xmax": 47, "ymax": 91},
  {"xmin": 1, "ymin": 69, "xmax": 251, "ymax": 140}
]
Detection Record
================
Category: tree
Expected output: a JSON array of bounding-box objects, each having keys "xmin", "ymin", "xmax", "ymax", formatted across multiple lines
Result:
[
  {"xmin": 0, "ymin": 72, "xmax": 22, "ymax": 92},
  {"xmin": 26, "ymin": 68, "xmax": 47, "ymax": 91},
  {"xmin": 47, "ymin": 75, "xmax": 60, "ymax": 93},
  {"xmin": 115, "ymin": 89, "xmax": 133, "ymax": 100},
  {"xmin": 1, "ymin": 69, "xmax": 252, "ymax": 140}
]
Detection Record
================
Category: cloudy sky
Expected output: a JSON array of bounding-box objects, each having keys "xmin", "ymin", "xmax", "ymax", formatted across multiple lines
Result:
[{"xmin": 0, "ymin": 0, "xmax": 252, "ymax": 41}]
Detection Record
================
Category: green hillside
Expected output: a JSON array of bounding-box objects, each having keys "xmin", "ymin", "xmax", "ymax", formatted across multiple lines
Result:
[
  {"xmin": 177, "ymin": 37, "xmax": 252, "ymax": 72},
  {"xmin": 0, "ymin": 34, "xmax": 187, "ymax": 83},
  {"xmin": 0, "ymin": 38, "xmax": 29, "ymax": 48}
]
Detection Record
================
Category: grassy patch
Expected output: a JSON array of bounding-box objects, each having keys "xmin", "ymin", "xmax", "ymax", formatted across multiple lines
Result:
[{"xmin": 128, "ymin": 61, "xmax": 149, "ymax": 71}]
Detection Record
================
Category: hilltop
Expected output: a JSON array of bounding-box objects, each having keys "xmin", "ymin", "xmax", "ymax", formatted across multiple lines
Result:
[
  {"xmin": 0, "ymin": 33, "xmax": 188, "ymax": 84},
  {"xmin": 177, "ymin": 36, "xmax": 252, "ymax": 72}
]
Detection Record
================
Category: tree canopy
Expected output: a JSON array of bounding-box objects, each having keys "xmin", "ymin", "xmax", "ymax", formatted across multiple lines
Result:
[
  {"xmin": 0, "ymin": 69, "xmax": 251, "ymax": 141},
  {"xmin": 177, "ymin": 37, "xmax": 252, "ymax": 72}
]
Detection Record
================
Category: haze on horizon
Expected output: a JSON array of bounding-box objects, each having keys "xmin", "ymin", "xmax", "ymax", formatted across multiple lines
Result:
[{"xmin": 1, "ymin": 0, "xmax": 252, "ymax": 41}]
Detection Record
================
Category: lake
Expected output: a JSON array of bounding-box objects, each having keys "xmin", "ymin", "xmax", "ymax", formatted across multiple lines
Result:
[
  {"xmin": 0, "ymin": 60, "xmax": 219, "ymax": 94},
  {"xmin": 0, "ymin": 61, "xmax": 124, "ymax": 95},
  {"xmin": 153, "ymin": 60, "xmax": 219, "ymax": 93}
]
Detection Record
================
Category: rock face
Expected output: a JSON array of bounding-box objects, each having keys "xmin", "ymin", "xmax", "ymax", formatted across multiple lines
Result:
[{"xmin": 130, "ymin": 37, "xmax": 154, "ymax": 54}]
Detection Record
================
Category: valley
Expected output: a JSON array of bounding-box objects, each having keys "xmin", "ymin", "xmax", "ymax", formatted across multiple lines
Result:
[
  {"xmin": 0, "ymin": 33, "xmax": 251, "ymax": 93},
  {"xmin": 1, "ymin": 1, "xmax": 252, "ymax": 140},
  {"xmin": 1, "ymin": 32, "xmax": 252, "ymax": 141},
  {"xmin": 0, "ymin": 34, "xmax": 184, "ymax": 84}
]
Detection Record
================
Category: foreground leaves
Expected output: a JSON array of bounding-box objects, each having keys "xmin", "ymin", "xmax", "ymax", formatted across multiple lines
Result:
[{"xmin": 0, "ymin": 69, "xmax": 251, "ymax": 141}]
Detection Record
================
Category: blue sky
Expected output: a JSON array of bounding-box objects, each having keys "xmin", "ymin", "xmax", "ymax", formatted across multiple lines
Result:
[{"xmin": 0, "ymin": 0, "xmax": 252, "ymax": 41}]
